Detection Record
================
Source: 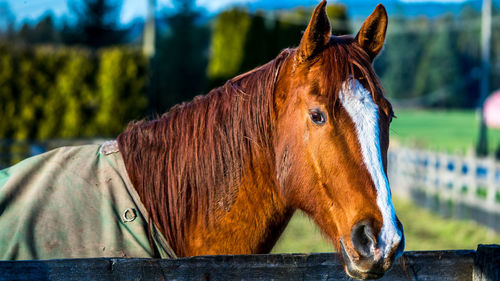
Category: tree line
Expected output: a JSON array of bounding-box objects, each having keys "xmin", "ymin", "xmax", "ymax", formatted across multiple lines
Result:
[
  {"xmin": 0, "ymin": 0, "xmax": 125, "ymax": 48},
  {"xmin": 376, "ymin": 7, "xmax": 495, "ymax": 108},
  {"xmin": 0, "ymin": 0, "xmax": 498, "ymax": 141}
]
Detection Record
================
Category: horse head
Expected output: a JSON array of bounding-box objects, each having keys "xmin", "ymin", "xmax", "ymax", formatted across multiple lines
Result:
[{"xmin": 273, "ymin": 1, "xmax": 404, "ymax": 279}]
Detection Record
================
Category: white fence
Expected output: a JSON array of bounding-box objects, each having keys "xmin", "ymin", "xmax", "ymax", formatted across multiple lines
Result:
[{"xmin": 388, "ymin": 146, "xmax": 500, "ymax": 231}]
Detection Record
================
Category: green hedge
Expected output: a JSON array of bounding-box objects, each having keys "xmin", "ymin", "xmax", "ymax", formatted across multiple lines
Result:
[
  {"xmin": 0, "ymin": 45, "xmax": 148, "ymax": 140},
  {"xmin": 207, "ymin": 4, "xmax": 350, "ymax": 87}
]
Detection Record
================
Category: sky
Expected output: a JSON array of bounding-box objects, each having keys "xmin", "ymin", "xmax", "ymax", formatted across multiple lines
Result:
[
  {"xmin": 1, "ymin": 0, "xmax": 257, "ymax": 24},
  {"xmin": 0, "ymin": 0, "xmax": 483, "ymax": 25}
]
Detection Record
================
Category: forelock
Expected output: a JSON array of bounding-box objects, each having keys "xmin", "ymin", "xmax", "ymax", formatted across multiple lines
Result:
[{"xmin": 315, "ymin": 35, "xmax": 384, "ymax": 114}]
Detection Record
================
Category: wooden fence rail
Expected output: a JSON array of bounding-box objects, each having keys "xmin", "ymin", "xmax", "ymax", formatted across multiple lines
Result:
[
  {"xmin": 0, "ymin": 245, "xmax": 498, "ymax": 281},
  {"xmin": 388, "ymin": 146, "xmax": 500, "ymax": 232}
]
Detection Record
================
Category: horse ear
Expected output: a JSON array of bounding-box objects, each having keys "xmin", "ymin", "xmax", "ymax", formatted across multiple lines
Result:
[
  {"xmin": 297, "ymin": 0, "xmax": 331, "ymax": 62},
  {"xmin": 355, "ymin": 4, "xmax": 388, "ymax": 61}
]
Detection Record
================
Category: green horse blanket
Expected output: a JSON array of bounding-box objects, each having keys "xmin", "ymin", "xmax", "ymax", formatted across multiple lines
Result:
[{"xmin": 0, "ymin": 141, "xmax": 176, "ymax": 260}]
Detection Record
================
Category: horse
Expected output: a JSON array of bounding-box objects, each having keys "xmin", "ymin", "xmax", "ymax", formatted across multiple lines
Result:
[{"xmin": 0, "ymin": 1, "xmax": 404, "ymax": 279}]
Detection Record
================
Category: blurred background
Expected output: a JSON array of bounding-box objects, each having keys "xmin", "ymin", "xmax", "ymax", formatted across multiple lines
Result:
[{"xmin": 1, "ymin": 0, "xmax": 500, "ymax": 252}]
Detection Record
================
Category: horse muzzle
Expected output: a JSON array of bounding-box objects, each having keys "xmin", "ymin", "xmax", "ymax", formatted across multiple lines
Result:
[{"xmin": 339, "ymin": 220, "xmax": 405, "ymax": 280}]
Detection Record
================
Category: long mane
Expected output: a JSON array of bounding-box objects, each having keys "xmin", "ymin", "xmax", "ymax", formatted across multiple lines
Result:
[{"xmin": 117, "ymin": 49, "xmax": 293, "ymax": 256}]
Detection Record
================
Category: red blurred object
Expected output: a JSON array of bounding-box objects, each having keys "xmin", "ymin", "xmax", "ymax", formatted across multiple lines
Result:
[{"xmin": 485, "ymin": 91, "xmax": 500, "ymax": 128}]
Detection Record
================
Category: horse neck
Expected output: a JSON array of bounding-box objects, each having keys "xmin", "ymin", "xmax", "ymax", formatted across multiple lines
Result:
[
  {"xmin": 119, "ymin": 118, "xmax": 294, "ymax": 256},
  {"xmin": 183, "ymin": 152, "xmax": 294, "ymax": 256}
]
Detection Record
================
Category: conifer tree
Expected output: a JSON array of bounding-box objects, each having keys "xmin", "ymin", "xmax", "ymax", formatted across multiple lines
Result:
[
  {"xmin": 153, "ymin": 0, "xmax": 210, "ymax": 112},
  {"xmin": 64, "ymin": 0, "xmax": 124, "ymax": 48}
]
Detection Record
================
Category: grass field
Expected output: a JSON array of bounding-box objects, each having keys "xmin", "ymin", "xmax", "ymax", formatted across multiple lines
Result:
[
  {"xmin": 272, "ymin": 110, "xmax": 500, "ymax": 253},
  {"xmin": 272, "ymin": 197, "xmax": 500, "ymax": 253},
  {"xmin": 389, "ymin": 109, "xmax": 500, "ymax": 153}
]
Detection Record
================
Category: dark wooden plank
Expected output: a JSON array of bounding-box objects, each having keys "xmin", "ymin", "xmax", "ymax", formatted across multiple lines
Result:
[
  {"xmin": 0, "ymin": 250, "xmax": 477, "ymax": 281},
  {"xmin": 389, "ymin": 250, "xmax": 475, "ymax": 281},
  {"xmin": 473, "ymin": 244, "xmax": 500, "ymax": 281}
]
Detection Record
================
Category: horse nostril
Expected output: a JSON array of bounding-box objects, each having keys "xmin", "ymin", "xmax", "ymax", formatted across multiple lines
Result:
[{"xmin": 351, "ymin": 221, "xmax": 377, "ymax": 258}]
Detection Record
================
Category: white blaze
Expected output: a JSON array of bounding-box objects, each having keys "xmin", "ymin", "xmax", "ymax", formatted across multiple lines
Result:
[{"xmin": 339, "ymin": 79, "xmax": 402, "ymax": 258}]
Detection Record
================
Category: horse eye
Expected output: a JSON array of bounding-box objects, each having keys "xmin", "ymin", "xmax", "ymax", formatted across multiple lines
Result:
[{"xmin": 309, "ymin": 110, "xmax": 326, "ymax": 125}]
